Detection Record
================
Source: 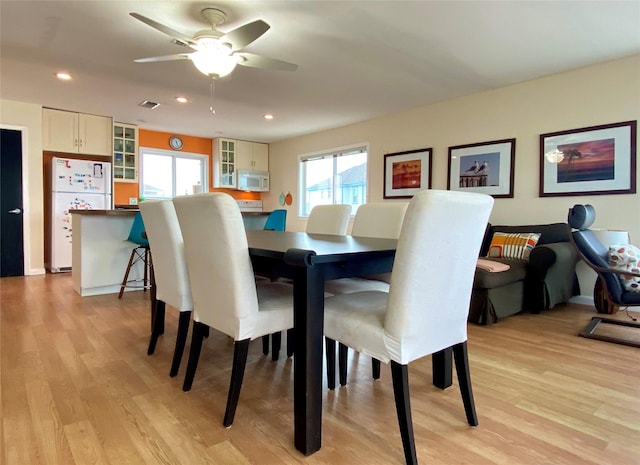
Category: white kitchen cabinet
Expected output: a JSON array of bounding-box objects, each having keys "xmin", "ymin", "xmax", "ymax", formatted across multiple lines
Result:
[
  {"xmin": 213, "ymin": 138, "xmax": 237, "ymax": 188},
  {"xmin": 43, "ymin": 108, "xmax": 112, "ymax": 156},
  {"xmin": 236, "ymin": 140, "xmax": 269, "ymax": 172},
  {"xmin": 113, "ymin": 122, "xmax": 138, "ymax": 182}
]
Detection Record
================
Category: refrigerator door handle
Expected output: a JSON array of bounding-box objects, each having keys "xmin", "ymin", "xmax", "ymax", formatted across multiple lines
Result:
[{"xmin": 8, "ymin": 208, "xmax": 22, "ymax": 214}]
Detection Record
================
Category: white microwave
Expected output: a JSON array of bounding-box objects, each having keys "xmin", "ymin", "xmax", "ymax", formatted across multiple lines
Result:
[{"xmin": 237, "ymin": 170, "xmax": 270, "ymax": 192}]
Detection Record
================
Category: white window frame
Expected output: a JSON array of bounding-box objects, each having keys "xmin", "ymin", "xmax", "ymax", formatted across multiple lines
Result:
[
  {"xmin": 139, "ymin": 146, "xmax": 209, "ymax": 199},
  {"xmin": 298, "ymin": 143, "xmax": 368, "ymax": 217}
]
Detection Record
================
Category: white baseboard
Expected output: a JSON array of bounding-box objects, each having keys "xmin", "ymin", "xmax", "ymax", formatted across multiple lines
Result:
[
  {"xmin": 27, "ymin": 268, "xmax": 46, "ymax": 276},
  {"xmin": 570, "ymin": 295, "xmax": 595, "ymax": 306}
]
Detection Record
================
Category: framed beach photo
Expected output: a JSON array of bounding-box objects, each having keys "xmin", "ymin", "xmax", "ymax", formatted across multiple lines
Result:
[
  {"xmin": 383, "ymin": 148, "xmax": 432, "ymax": 199},
  {"xmin": 539, "ymin": 121, "xmax": 637, "ymax": 197},
  {"xmin": 447, "ymin": 138, "xmax": 516, "ymax": 198}
]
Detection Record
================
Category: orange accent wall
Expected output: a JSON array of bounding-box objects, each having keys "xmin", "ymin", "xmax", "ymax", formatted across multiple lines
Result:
[
  {"xmin": 113, "ymin": 128, "xmax": 260, "ymax": 204},
  {"xmin": 113, "ymin": 182, "xmax": 139, "ymax": 206}
]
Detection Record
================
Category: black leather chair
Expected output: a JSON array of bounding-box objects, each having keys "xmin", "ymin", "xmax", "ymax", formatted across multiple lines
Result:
[{"xmin": 567, "ymin": 204, "xmax": 640, "ymax": 347}]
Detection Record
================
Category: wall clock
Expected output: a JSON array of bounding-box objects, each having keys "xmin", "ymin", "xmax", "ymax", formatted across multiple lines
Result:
[{"xmin": 169, "ymin": 136, "xmax": 183, "ymax": 150}]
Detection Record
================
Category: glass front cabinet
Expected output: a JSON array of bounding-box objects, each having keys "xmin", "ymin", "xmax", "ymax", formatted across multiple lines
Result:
[
  {"xmin": 113, "ymin": 122, "xmax": 138, "ymax": 182},
  {"xmin": 213, "ymin": 138, "xmax": 236, "ymax": 188}
]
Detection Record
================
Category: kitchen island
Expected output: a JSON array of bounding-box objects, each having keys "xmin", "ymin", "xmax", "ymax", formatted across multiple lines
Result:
[
  {"xmin": 71, "ymin": 208, "xmax": 272, "ymax": 296},
  {"xmin": 70, "ymin": 209, "xmax": 142, "ymax": 296}
]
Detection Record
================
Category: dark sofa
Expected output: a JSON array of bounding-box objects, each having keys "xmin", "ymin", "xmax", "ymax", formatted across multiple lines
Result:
[{"xmin": 468, "ymin": 223, "xmax": 580, "ymax": 325}]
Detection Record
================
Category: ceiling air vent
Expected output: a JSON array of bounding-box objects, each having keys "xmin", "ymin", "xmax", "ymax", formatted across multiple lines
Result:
[{"xmin": 138, "ymin": 100, "xmax": 160, "ymax": 109}]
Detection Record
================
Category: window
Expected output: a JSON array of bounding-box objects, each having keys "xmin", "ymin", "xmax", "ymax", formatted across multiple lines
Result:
[
  {"xmin": 139, "ymin": 147, "xmax": 208, "ymax": 199},
  {"xmin": 299, "ymin": 145, "xmax": 367, "ymax": 216}
]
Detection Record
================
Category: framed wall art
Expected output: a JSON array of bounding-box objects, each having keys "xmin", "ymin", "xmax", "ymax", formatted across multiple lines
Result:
[
  {"xmin": 383, "ymin": 148, "xmax": 432, "ymax": 199},
  {"xmin": 447, "ymin": 138, "xmax": 516, "ymax": 198},
  {"xmin": 540, "ymin": 120, "xmax": 636, "ymax": 197}
]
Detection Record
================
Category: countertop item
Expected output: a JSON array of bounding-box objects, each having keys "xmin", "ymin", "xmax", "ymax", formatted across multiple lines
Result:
[
  {"xmin": 71, "ymin": 209, "xmax": 138, "ymax": 216},
  {"xmin": 72, "ymin": 208, "xmax": 270, "ymax": 217}
]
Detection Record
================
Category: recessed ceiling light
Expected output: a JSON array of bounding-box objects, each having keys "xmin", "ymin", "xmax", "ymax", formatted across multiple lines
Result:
[
  {"xmin": 264, "ymin": 114, "xmax": 274, "ymax": 120},
  {"xmin": 175, "ymin": 96, "xmax": 188, "ymax": 103},
  {"xmin": 56, "ymin": 72, "xmax": 72, "ymax": 80}
]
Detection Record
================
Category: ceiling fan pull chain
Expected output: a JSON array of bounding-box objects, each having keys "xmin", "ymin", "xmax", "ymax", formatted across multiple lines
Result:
[{"xmin": 209, "ymin": 78, "xmax": 216, "ymax": 115}]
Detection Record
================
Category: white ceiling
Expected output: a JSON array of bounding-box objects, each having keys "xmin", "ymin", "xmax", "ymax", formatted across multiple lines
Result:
[{"xmin": 1, "ymin": 1, "xmax": 639, "ymax": 143}]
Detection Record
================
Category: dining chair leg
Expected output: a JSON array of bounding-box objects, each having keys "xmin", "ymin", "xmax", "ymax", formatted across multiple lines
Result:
[
  {"xmin": 262, "ymin": 335, "xmax": 270, "ymax": 355},
  {"xmin": 286, "ymin": 328, "xmax": 294, "ymax": 357},
  {"xmin": 338, "ymin": 343, "xmax": 348, "ymax": 386},
  {"xmin": 432, "ymin": 347, "xmax": 453, "ymax": 389},
  {"xmin": 223, "ymin": 338, "xmax": 250, "ymax": 427},
  {"xmin": 452, "ymin": 341, "xmax": 478, "ymax": 426},
  {"xmin": 182, "ymin": 321, "xmax": 207, "ymax": 392},
  {"xmin": 271, "ymin": 332, "xmax": 282, "ymax": 361},
  {"xmin": 325, "ymin": 337, "xmax": 336, "ymax": 390},
  {"xmin": 147, "ymin": 299, "xmax": 166, "ymax": 355},
  {"xmin": 391, "ymin": 361, "xmax": 418, "ymax": 465},
  {"xmin": 372, "ymin": 358, "xmax": 381, "ymax": 380},
  {"xmin": 170, "ymin": 311, "xmax": 191, "ymax": 377}
]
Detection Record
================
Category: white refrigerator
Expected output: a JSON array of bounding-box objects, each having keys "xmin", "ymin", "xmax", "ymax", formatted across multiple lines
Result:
[{"xmin": 51, "ymin": 157, "xmax": 112, "ymax": 272}]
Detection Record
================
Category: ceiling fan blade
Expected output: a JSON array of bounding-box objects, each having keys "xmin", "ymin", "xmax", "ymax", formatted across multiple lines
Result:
[
  {"xmin": 130, "ymin": 13, "xmax": 198, "ymax": 49},
  {"xmin": 235, "ymin": 52, "xmax": 298, "ymax": 71},
  {"xmin": 219, "ymin": 20, "xmax": 270, "ymax": 51},
  {"xmin": 134, "ymin": 53, "xmax": 192, "ymax": 63}
]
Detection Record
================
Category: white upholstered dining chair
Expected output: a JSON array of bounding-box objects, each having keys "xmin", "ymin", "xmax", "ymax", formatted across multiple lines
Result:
[
  {"xmin": 138, "ymin": 200, "xmax": 193, "ymax": 377},
  {"xmin": 306, "ymin": 204, "xmax": 351, "ymax": 235},
  {"xmin": 173, "ymin": 193, "xmax": 294, "ymax": 427},
  {"xmin": 264, "ymin": 202, "xmax": 353, "ymax": 360},
  {"xmin": 323, "ymin": 189, "xmax": 494, "ymax": 465},
  {"xmin": 324, "ymin": 202, "xmax": 408, "ymax": 295},
  {"xmin": 323, "ymin": 201, "xmax": 408, "ymax": 388}
]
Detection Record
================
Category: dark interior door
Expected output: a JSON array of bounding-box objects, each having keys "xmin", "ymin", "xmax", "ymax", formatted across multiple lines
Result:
[{"xmin": 0, "ymin": 128, "xmax": 25, "ymax": 277}]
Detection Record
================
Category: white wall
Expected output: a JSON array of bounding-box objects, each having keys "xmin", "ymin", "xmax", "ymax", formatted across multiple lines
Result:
[
  {"xmin": 0, "ymin": 99, "xmax": 44, "ymax": 274},
  {"xmin": 265, "ymin": 54, "xmax": 640, "ymax": 298}
]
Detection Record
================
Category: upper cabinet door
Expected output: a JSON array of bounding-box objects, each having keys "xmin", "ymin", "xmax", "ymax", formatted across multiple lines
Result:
[
  {"xmin": 251, "ymin": 143, "xmax": 269, "ymax": 172},
  {"xmin": 79, "ymin": 114, "xmax": 113, "ymax": 156},
  {"xmin": 43, "ymin": 108, "xmax": 79, "ymax": 153},
  {"xmin": 235, "ymin": 140, "xmax": 253, "ymax": 171},
  {"xmin": 113, "ymin": 122, "xmax": 138, "ymax": 182},
  {"xmin": 213, "ymin": 138, "xmax": 237, "ymax": 188}
]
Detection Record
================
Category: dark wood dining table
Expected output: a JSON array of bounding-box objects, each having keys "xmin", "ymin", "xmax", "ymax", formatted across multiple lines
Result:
[{"xmin": 245, "ymin": 230, "xmax": 453, "ymax": 456}]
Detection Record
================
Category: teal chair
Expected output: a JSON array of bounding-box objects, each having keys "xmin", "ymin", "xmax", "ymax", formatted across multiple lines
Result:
[
  {"xmin": 263, "ymin": 209, "xmax": 287, "ymax": 231},
  {"xmin": 118, "ymin": 212, "xmax": 151, "ymax": 298}
]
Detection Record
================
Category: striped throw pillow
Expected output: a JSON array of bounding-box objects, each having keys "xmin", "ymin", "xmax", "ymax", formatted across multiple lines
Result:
[{"xmin": 487, "ymin": 232, "xmax": 541, "ymax": 260}]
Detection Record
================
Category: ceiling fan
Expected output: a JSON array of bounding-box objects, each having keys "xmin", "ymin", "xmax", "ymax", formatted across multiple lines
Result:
[{"xmin": 130, "ymin": 7, "xmax": 298, "ymax": 79}]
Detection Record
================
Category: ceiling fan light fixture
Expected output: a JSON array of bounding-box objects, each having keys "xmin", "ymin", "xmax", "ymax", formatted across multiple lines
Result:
[{"xmin": 190, "ymin": 38, "xmax": 237, "ymax": 78}]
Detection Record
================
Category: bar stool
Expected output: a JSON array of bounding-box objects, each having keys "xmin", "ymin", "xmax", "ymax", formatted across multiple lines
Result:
[{"xmin": 118, "ymin": 211, "xmax": 151, "ymax": 299}]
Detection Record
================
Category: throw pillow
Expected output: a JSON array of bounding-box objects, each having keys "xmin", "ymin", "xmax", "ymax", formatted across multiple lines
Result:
[
  {"xmin": 607, "ymin": 244, "xmax": 640, "ymax": 293},
  {"xmin": 487, "ymin": 232, "xmax": 541, "ymax": 260}
]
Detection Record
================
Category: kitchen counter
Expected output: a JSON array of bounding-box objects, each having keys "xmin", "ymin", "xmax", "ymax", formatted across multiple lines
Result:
[
  {"xmin": 70, "ymin": 210, "xmax": 142, "ymax": 296},
  {"xmin": 69, "ymin": 208, "xmax": 272, "ymax": 297},
  {"xmin": 72, "ymin": 208, "xmax": 139, "ymax": 216}
]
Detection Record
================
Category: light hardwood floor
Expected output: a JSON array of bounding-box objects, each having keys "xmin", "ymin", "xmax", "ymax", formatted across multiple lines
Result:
[{"xmin": 1, "ymin": 274, "xmax": 639, "ymax": 465}]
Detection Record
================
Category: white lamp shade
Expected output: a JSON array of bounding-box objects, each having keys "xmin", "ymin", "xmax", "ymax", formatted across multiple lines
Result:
[
  {"xmin": 190, "ymin": 39, "xmax": 237, "ymax": 78},
  {"xmin": 545, "ymin": 149, "xmax": 564, "ymax": 164}
]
